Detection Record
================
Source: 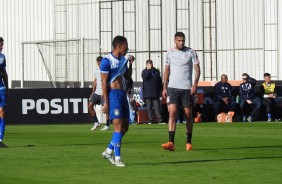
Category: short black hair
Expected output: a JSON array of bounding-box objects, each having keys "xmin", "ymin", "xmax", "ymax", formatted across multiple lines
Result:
[
  {"xmin": 96, "ymin": 56, "xmax": 103, "ymax": 62},
  {"xmin": 242, "ymin": 73, "xmax": 249, "ymax": 78},
  {"xmin": 112, "ymin": 36, "xmax": 127, "ymax": 49},
  {"xmin": 0, "ymin": 37, "xmax": 3, "ymax": 42},
  {"xmin": 221, "ymin": 74, "xmax": 227, "ymax": 78},
  {"xmin": 264, "ymin": 73, "xmax": 271, "ymax": 77},
  {"xmin": 146, "ymin": 59, "xmax": 153, "ymax": 64},
  {"xmin": 175, "ymin": 32, "xmax": 185, "ymax": 39}
]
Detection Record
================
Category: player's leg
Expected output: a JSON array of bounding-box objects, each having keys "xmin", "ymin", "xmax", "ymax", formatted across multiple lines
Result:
[
  {"xmin": 181, "ymin": 89, "xmax": 193, "ymax": 151},
  {"xmin": 102, "ymin": 90, "xmax": 126, "ymax": 166},
  {"xmin": 88, "ymin": 94, "xmax": 100, "ymax": 130},
  {"xmin": 162, "ymin": 88, "xmax": 178, "ymax": 151},
  {"xmin": 0, "ymin": 89, "xmax": 7, "ymax": 148},
  {"xmin": 101, "ymin": 114, "xmax": 110, "ymax": 130},
  {"xmin": 121, "ymin": 94, "xmax": 130, "ymax": 135},
  {"xmin": 112, "ymin": 91, "xmax": 130, "ymax": 167},
  {"xmin": 0, "ymin": 108, "xmax": 5, "ymax": 146},
  {"xmin": 100, "ymin": 95, "xmax": 111, "ymax": 130},
  {"xmin": 111, "ymin": 118, "xmax": 125, "ymax": 166}
]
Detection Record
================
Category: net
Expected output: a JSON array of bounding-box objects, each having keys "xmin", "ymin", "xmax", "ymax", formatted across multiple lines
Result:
[{"xmin": 22, "ymin": 38, "xmax": 102, "ymax": 88}]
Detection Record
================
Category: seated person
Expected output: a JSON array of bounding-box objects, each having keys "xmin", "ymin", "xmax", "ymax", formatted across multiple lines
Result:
[
  {"xmin": 214, "ymin": 74, "xmax": 237, "ymax": 118},
  {"xmin": 239, "ymin": 73, "xmax": 261, "ymax": 122},
  {"xmin": 260, "ymin": 73, "xmax": 278, "ymax": 122}
]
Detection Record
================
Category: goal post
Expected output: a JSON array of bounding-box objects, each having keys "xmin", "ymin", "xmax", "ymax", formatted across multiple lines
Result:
[{"xmin": 21, "ymin": 38, "xmax": 103, "ymax": 88}]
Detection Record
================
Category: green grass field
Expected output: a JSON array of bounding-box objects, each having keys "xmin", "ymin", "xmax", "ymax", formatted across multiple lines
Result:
[{"xmin": 1, "ymin": 122, "xmax": 282, "ymax": 184}]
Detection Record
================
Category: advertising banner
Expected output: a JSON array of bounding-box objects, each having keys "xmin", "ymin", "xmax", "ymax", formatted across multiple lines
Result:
[{"xmin": 6, "ymin": 88, "xmax": 92, "ymax": 124}]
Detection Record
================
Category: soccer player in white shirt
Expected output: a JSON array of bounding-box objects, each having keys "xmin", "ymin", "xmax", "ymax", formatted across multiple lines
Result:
[
  {"xmin": 88, "ymin": 56, "xmax": 110, "ymax": 131},
  {"xmin": 162, "ymin": 32, "xmax": 201, "ymax": 151}
]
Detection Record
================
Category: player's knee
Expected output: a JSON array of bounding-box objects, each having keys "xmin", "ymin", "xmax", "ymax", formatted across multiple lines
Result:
[{"xmin": 88, "ymin": 105, "xmax": 94, "ymax": 111}]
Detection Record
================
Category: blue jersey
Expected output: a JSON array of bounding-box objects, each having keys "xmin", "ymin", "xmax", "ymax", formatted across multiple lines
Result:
[
  {"xmin": 0, "ymin": 53, "xmax": 6, "ymax": 88},
  {"xmin": 100, "ymin": 53, "xmax": 128, "ymax": 83}
]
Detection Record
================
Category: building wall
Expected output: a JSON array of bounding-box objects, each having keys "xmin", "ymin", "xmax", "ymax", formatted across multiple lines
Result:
[
  {"xmin": 0, "ymin": 0, "xmax": 54, "ymax": 87},
  {"xmin": 0, "ymin": 0, "xmax": 281, "ymax": 87}
]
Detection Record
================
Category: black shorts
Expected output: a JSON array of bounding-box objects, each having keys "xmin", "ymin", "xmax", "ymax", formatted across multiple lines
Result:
[
  {"xmin": 167, "ymin": 87, "xmax": 192, "ymax": 108},
  {"xmin": 89, "ymin": 93, "xmax": 103, "ymax": 105}
]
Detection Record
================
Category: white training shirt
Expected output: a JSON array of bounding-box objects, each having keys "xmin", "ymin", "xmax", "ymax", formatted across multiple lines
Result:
[
  {"xmin": 165, "ymin": 46, "xmax": 199, "ymax": 89},
  {"xmin": 94, "ymin": 68, "xmax": 102, "ymax": 95}
]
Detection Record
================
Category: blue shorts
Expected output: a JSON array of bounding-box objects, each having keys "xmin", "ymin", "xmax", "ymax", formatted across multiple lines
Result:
[
  {"xmin": 109, "ymin": 89, "xmax": 129, "ymax": 120},
  {"xmin": 0, "ymin": 88, "xmax": 6, "ymax": 107}
]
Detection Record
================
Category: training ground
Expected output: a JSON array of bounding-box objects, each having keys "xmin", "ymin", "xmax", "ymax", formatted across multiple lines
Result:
[{"xmin": 1, "ymin": 122, "xmax": 282, "ymax": 184}]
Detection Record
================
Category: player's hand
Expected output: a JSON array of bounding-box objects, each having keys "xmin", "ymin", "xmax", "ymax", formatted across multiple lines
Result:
[
  {"xmin": 246, "ymin": 99, "xmax": 252, "ymax": 104},
  {"xmin": 128, "ymin": 55, "xmax": 135, "ymax": 64},
  {"xmin": 190, "ymin": 84, "xmax": 197, "ymax": 95},
  {"xmin": 162, "ymin": 88, "xmax": 167, "ymax": 99},
  {"xmin": 102, "ymin": 102, "xmax": 109, "ymax": 114},
  {"xmin": 222, "ymin": 97, "xmax": 229, "ymax": 104}
]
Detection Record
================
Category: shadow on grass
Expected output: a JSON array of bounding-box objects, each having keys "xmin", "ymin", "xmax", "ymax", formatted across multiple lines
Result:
[
  {"xmin": 7, "ymin": 143, "xmax": 104, "ymax": 148},
  {"xmin": 7, "ymin": 140, "xmax": 161, "ymax": 148},
  {"xmin": 136, "ymin": 156, "xmax": 282, "ymax": 166},
  {"xmin": 197, "ymin": 145, "xmax": 282, "ymax": 151}
]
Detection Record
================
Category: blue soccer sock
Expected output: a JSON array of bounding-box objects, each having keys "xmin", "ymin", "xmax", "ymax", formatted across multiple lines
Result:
[
  {"xmin": 111, "ymin": 132, "xmax": 122, "ymax": 157},
  {"xmin": 107, "ymin": 134, "xmax": 115, "ymax": 151},
  {"xmin": 0, "ymin": 118, "xmax": 5, "ymax": 141}
]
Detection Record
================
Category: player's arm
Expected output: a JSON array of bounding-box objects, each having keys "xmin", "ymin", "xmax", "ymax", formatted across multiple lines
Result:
[
  {"xmin": 1, "ymin": 67, "xmax": 9, "ymax": 102},
  {"xmin": 1, "ymin": 68, "xmax": 8, "ymax": 90},
  {"xmin": 100, "ymin": 58, "xmax": 111, "ymax": 114},
  {"xmin": 191, "ymin": 63, "xmax": 200, "ymax": 95},
  {"xmin": 191, "ymin": 50, "xmax": 200, "ymax": 95},
  {"xmin": 101, "ymin": 73, "xmax": 109, "ymax": 114},
  {"xmin": 91, "ymin": 78, "xmax": 97, "ymax": 94},
  {"xmin": 162, "ymin": 64, "xmax": 170, "ymax": 98}
]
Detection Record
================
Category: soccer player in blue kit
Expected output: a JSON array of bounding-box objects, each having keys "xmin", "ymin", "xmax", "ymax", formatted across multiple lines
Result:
[
  {"xmin": 100, "ymin": 36, "xmax": 134, "ymax": 167},
  {"xmin": 0, "ymin": 37, "xmax": 9, "ymax": 148}
]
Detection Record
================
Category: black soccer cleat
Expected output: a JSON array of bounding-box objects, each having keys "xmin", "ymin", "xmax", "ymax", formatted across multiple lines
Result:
[{"xmin": 0, "ymin": 142, "xmax": 8, "ymax": 148}]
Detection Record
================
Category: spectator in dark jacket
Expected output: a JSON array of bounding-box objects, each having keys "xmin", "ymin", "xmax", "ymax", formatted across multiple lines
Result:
[
  {"xmin": 239, "ymin": 73, "xmax": 261, "ymax": 122},
  {"xmin": 214, "ymin": 74, "xmax": 237, "ymax": 116},
  {"xmin": 141, "ymin": 60, "xmax": 163, "ymax": 123}
]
